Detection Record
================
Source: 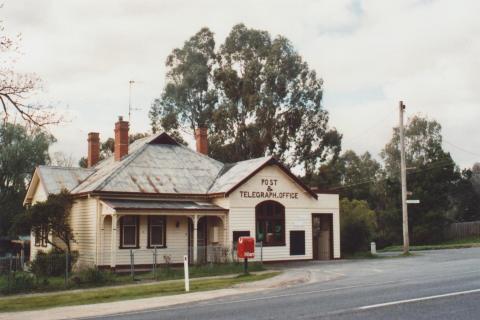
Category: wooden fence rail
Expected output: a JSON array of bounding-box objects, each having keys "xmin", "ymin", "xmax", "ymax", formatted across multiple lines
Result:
[{"xmin": 448, "ymin": 221, "xmax": 480, "ymax": 240}]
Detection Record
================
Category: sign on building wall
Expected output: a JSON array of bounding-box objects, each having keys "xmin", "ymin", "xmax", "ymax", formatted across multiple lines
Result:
[{"xmin": 239, "ymin": 178, "xmax": 299, "ymax": 200}]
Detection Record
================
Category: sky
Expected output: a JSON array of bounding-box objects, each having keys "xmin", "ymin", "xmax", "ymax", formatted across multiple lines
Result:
[{"xmin": 2, "ymin": 0, "xmax": 480, "ymax": 168}]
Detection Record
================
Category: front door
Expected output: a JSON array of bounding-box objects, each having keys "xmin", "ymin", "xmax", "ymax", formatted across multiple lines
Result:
[{"xmin": 312, "ymin": 214, "xmax": 333, "ymax": 260}]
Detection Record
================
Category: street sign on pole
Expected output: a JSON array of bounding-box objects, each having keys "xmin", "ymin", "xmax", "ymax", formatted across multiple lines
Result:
[{"xmin": 406, "ymin": 199, "xmax": 420, "ymax": 204}]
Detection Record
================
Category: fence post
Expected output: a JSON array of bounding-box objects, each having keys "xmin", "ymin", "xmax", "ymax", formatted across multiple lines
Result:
[
  {"xmin": 20, "ymin": 250, "xmax": 25, "ymax": 271},
  {"xmin": 8, "ymin": 256, "xmax": 12, "ymax": 292},
  {"xmin": 153, "ymin": 246, "xmax": 157, "ymax": 280},
  {"xmin": 130, "ymin": 249, "xmax": 135, "ymax": 280},
  {"xmin": 65, "ymin": 253, "xmax": 69, "ymax": 286},
  {"xmin": 260, "ymin": 241, "xmax": 263, "ymax": 264}
]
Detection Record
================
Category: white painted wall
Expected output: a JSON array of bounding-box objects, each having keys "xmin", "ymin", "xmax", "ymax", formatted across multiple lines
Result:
[
  {"xmin": 225, "ymin": 165, "xmax": 340, "ymax": 261},
  {"xmin": 112, "ymin": 215, "xmax": 190, "ymax": 266},
  {"xmin": 69, "ymin": 197, "xmax": 98, "ymax": 268},
  {"xmin": 30, "ymin": 180, "xmax": 52, "ymax": 260},
  {"xmin": 29, "ymin": 179, "xmax": 99, "ymax": 267}
]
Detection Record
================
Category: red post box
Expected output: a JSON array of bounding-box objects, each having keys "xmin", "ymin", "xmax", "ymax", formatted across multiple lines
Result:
[{"xmin": 237, "ymin": 236, "xmax": 255, "ymax": 259}]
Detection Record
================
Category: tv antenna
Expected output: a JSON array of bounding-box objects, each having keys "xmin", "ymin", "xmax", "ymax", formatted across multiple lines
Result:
[{"xmin": 128, "ymin": 80, "xmax": 142, "ymax": 122}]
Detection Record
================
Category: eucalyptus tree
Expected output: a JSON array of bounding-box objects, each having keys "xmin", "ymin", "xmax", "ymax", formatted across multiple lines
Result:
[
  {"xmin": 380, "ymin": 116, "xmax": 460, "ymax": 244},
  {"xmin": 0, "ymin": 122, "xmax": 55, "ymax": 236},
  {"xmin": 150, "ymin": 24, "xmax": 341, "ymax": 177},
  {"xmin": 149, "ymin": 27, "xmax": 217, "ymax": 137}
]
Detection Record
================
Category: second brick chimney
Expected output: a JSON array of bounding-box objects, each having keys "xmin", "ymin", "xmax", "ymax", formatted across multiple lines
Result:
[
  {"xmin": 87, "ymin": 132, "xmax": 100, "ymax": 167},
  {"xmin": 114, "ymin": 116, "xmax": 129, "ymax": 161},
  {"xmin": 195, "ymin": 127, "xmax": 208, "ymax": 155}
]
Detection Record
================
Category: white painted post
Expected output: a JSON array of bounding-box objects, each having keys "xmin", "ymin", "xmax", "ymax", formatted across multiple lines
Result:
[
  {"xmin": 370, "ymin": 242, "xmax": 377, "ymax": 255},
  {"xmin": 183, "ymin": 255, "xmax": 190, "ymax": 292},
  {"xmin": 193, "ymin": 216, "xmax": 198, "ymax": 264},
  {"xmin": 111, "ymin": 215, "xmax": 117, "ymax": 268}
]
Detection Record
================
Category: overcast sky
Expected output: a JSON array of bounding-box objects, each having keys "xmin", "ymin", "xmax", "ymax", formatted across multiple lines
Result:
[{"xmin": 3, "ymin": 0, "xmax": 480, "ymax": 168}]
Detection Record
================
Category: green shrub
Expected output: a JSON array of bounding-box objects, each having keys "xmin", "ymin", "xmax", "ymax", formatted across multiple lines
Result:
[
  {"xmin": 340, "ymin": 198, "xmax": 377, "ymax": 254},
  {"xmin": 1, "ymin": 272, "xmax": 35, "ymax": 294},
  {"xmin": 76, "ymin": 268, "xmax": 114, "ymax": 285},
  {"xmin": 30, "ymin": 251, "xmax": 78, "ymax": 278}
]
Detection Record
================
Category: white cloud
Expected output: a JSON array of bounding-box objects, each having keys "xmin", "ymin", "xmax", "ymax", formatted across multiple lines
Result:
[{"xmin": 2, "ymin": 0, "xmax": 479, "ymax": 168}]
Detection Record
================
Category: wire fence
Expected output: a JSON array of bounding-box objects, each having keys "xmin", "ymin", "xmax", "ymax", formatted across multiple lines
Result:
[
  {"xmin": 1, "ymin": 242, "xmax": 265, "ymax": 293},
  {"xmin": 0, "ymin": 255, "xmax": 25, "ymax": 274},
  {"xmin": 0, "ymin": 252, "xmax": 76, "ymax": 293},
  {"xmin": 123, "ymin": 243, "xmax": 263, "ymax": 280}
]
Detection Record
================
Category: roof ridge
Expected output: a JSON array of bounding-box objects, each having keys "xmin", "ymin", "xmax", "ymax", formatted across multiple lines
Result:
[
  {"xmin": 170, "ymin": 144, "xmax": 216, "ymax": 195},
  {"xmin": 176, "ymin": 142, "xmax": 224, "ymax": 167},
  {"xmin": 88, "ymin": 133, "xmax": 159, "ymax": 168},
  {"xmin": 38, "ymin": 165, "xmax": 93, "ymax": 171},
  {"xmin": 93, "ymin": 143, "xmax": 151, "ymax": 191}
]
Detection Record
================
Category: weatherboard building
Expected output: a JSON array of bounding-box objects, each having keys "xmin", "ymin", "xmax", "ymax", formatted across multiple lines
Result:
[{"xmin": 24, "ymin": 117, "xmax": 340, "ymax": 269}]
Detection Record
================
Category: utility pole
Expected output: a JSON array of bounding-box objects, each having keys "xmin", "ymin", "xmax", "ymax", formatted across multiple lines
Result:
[{"xmin": 399, "ymin": 101, "xmax": 409, "ymax": 254}]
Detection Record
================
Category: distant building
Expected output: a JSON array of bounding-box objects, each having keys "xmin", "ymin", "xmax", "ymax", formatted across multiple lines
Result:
[{"xmin": 24, "ymin": 117, "xmax": 340, "ymax": 269}]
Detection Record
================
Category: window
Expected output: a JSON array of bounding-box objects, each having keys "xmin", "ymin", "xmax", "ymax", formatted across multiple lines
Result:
[
  {"xmin": 148, "ymin": 216, "xmax": 166, "ymax": 248},
  {"xmin": 256, "ymin": 201, "xmax": 285, "ymax": 246},
  {"xmin": 120, "ymin": 216, "xmax": 139, "ymax": 248},
  {"xmin": 290, "ymin": 231, "xmax": 305, "ymax": 255},
  {"xmin": 34, "ymin": 227, "xmax": 48, "ymax": 247}
]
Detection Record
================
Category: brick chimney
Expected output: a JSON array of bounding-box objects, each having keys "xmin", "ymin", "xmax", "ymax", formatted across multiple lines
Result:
[
  {"xmin": 195, "ymin": 127, "xmax": 208, "ymax": 155},
  {"xmin": 87, "ymin": 132, "xmax": 100, "ymax": 167},
  {"xmin": 114, "ymin": 116, "xmax": 129, "ymax": 161}
]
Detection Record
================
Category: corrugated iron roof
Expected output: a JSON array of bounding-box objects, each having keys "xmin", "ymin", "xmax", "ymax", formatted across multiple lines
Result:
[
  {"xmin": 37, "ymin": 166, "xmax": 94, "ymax": 194},
  {"xmin": 34, "ymin": 132, "xmax": 316, "ymax": 199},
  {"xmin": 71, "ymin": 135, "xmax": 223, "ymax": 194},
  {"xmin": 207, "ymin": 157, "xmax": 272, "ymax": 194},
  {"xmin": 101, "ymin": 199, "xmax": 227, "ymax": 211}
]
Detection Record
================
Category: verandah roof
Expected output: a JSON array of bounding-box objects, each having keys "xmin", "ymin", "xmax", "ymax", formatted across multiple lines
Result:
[{"xmin": 101, "ymin": 199, "xmax": 227, "ymax": 212}]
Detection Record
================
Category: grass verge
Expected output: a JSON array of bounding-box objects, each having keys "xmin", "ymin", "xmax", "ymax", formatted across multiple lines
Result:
[
  {"xmin": 0, "ymin": 272, "xmax": 279, "ymax": 312},
  {"xmin": 380, "ymin": 237, "xmax": 480, "ymax": 252},
  {"xmin": 0, "ymin": 262, "xmax": 266, "ymax": 295}
]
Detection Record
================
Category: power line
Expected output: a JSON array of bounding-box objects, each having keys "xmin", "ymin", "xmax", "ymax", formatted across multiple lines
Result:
[
  {"xmin": 346, "ymin": 113, "xmax": 393, "ymax": 145},
  {"xmin": 443, "ymin": 139, "xmax": 480, "ymax": 158},
  {"xmin": 330, "ymin": 158, "xmax": 457, "ymax": 191}
]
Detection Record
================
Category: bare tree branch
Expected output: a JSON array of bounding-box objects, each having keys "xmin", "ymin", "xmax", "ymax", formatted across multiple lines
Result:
[{"xmin": 0, "ymin": 12, "xmax": 62, "ymax": 127}]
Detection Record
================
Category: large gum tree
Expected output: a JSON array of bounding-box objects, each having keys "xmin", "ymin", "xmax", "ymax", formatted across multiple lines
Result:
[{"xmin": 150, "ymin": 24, "xmax": 341, "ymax": 177}]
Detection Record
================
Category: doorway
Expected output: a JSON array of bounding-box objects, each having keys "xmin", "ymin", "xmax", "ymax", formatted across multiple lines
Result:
[{"xmin": 312, "ymin": 214, "xmax": 333, "ymax": 260}]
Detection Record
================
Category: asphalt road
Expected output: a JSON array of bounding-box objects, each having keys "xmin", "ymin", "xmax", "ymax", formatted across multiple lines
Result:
[{"xmin": 89, "ymin": 248, "xmax": 480, "ymax": 320}]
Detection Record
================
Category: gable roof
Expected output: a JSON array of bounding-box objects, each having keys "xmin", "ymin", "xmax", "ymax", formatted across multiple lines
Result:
[
  {"xmin": 207, "ymin": 157, "xmax": 272, "ymax": 194},
  {"xmin": 25, "ymin": 132, "xmax": 317, "ymax": 202},
  {"xmin": 24, "ymin": 166, "xmax": 94, "ymax": 205},
  {"xmin": 209, "ymin": 157, "xmax": 318, "ymax": 199}
]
